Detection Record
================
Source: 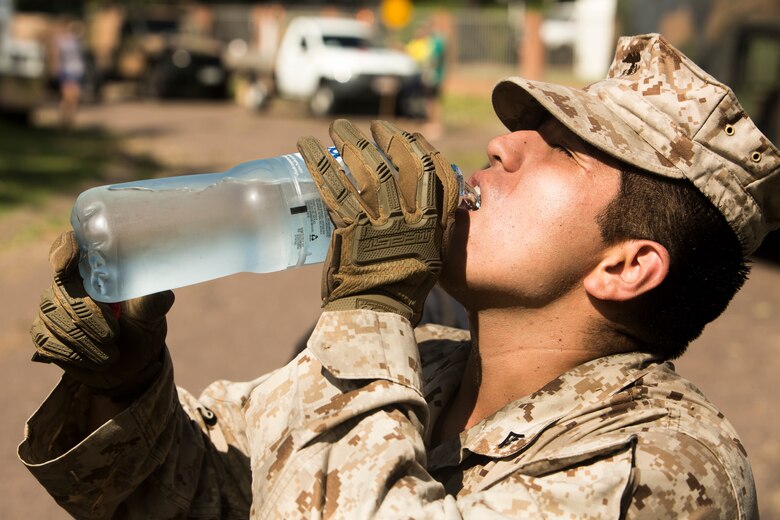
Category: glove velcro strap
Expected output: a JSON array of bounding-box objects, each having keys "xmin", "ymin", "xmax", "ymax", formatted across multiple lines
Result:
[{"xmin": 324, "ymin": 294, "xmax": 415, "ymax": 323}]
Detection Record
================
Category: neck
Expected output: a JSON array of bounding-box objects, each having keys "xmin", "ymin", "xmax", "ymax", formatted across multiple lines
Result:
[{"xmin": 434, "ymin": 292, "xmax": 609, "ymax": 444}]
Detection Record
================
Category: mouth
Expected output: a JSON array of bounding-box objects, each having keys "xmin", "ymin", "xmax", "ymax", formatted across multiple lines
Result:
[{"xmin": 459, "ymin": 182, "xmax": 481, "ymax": 211}]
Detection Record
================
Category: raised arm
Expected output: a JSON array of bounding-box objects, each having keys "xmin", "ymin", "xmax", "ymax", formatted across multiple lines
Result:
[{"xmin": 19, "ymin": 231, "xmax": 254, "ymax": 518}]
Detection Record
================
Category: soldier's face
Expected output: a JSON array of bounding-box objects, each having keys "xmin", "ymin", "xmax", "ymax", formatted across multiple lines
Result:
[{"xmin": 441, "ymin": 117, "xmax": 622, "ymax": 309}]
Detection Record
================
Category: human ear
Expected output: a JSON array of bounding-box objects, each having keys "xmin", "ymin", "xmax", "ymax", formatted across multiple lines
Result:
[{"xmin": 583, "ymin": 240, "xmax": 670, "ymax": 302}]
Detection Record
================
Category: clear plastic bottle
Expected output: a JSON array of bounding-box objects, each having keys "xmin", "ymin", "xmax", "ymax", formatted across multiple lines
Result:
[{"xmin": 71, "ymin": 147, "xmax": 480, "ymax": 303}]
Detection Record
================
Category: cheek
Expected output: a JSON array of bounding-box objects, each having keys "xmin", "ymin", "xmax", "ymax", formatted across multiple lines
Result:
[
  {"xmin": 477, "ymin": 176, "xmax": 603, "ymax": 268},
  {"xmin": 506, "ymin": 176, "xmax": 584, "ymax": 244}
]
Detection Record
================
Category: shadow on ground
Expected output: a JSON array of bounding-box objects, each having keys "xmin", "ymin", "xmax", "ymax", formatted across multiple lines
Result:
[{"xmin": 0, "ymin": 119, "xmax": 162, "ymax": 212}]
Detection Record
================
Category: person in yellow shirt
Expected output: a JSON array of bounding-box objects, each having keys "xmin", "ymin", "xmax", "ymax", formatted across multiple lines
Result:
[{"xmin": 406, "ymin": 23, "xmax": 447, "ymax": 138}]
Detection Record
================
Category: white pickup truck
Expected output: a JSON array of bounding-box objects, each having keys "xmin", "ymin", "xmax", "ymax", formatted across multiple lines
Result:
[{"xmin": 233, "ymin": 16, "xmax": 423, "ymax": 117}]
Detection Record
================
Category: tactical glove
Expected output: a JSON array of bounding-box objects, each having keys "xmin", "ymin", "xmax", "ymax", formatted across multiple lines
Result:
[
  {"xmin": 297, "ymin": 119, "xmax": 459, "ymax": 325},
  {"xmin": 30, "ymin": 231, "xmax": 174, "ymax": 401}
]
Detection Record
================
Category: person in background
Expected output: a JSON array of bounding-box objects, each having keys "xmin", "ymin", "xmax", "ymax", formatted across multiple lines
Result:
[
  {"xmin": 52, "ymin": 18, "xmax": 86, "ymax": 128},
  {"xmin": 406, "ymin": 19, "xmax": 447, "ymax": 139}
]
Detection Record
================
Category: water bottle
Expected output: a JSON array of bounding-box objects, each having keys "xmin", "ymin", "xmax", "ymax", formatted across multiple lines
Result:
[{"xmin": 71, "ymin": 147, "xmax": 480, "ymax": 303}]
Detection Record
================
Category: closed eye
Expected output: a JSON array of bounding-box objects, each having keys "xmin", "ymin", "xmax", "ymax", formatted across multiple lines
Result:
[{"xmin": 552, "ymin": 144, "xmax": 574, "ymax": 158}]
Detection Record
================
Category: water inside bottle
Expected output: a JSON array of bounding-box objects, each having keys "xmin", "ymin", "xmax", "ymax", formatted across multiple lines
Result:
[
  {"xmin": 73, "ymin": 149, "xmax": 479, "ymax": 303},
  {"xmin": 74, "ymin": 173, "xmax": 314, "ymax": 302}
]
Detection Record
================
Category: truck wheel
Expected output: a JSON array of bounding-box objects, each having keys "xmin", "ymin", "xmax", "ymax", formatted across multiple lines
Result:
[
  {"xmin": 142, "ymin": 64, "xmax": 162, "ymax": 99},
  {"xmin": 309, "ymin": 84, "xmax": 335, "ymax": 117}
]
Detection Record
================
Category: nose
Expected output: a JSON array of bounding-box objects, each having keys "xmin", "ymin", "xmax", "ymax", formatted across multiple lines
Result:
[{"xmin": 486, "ymin": 131, "xmax": 539, "ymax": 172}]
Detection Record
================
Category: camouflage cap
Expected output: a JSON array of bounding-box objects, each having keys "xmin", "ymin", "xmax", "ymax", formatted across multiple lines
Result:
[{"xmin": 492, "ymin": 33, "xmax": 780, "ymax": 254}]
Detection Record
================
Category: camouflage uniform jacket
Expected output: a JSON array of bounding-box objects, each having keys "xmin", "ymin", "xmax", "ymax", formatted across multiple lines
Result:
[{"xmin": 19, "ymin": 310, "xmax": 757, "ymax": 518}]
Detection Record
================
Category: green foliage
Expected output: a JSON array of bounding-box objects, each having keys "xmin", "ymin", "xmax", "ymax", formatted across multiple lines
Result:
[
  {"xmin": 0, "ymin": 119, "xmax": 159, "ymax": 213},
  {"xmin": 441, "ymin": 91, "xmax": 503, "ymax": 173},
  {"xmin": 442, "ymin": 91, "xmax": 496, "ymax": 128},
  {"xmin": 525, "ymin": 0, "xmax": 547, "ymax": 10}
]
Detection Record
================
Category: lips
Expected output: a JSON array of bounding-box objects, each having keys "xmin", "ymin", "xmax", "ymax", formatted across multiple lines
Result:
[
  {"xmin": 462, "ymin": 173, "xmax": 484, "ymax": 210},
  {"xmin": 460, "ymin": 182, "xmax": 481, "ymax": 211},
  {"xmin": 469, "ymin": 171, "xmax": 486, "ymax": 191}
]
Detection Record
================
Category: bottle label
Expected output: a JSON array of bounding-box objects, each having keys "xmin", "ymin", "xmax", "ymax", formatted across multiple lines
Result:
[
  {"xmin": 302, "ymin": 148, "xmax": 340, "ymax": 266},
  {"xmin": 298, "ymin": 197, "xmax": 333, "ymax": 266},
  {"xmin": 284, "ymin": 150, "xmax": 338, "ymax": 268}
]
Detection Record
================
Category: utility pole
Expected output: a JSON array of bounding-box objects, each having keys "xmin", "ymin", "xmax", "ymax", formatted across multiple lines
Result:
[{"xmin": 520, "ymin": 0, "xmax": 545, "ymax": 80}]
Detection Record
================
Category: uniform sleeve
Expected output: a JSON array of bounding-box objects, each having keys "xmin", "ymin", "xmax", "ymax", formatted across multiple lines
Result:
[
  {"xmin": 18, "ymin": 348, "xmax": 267, "ymax": 519},
  {"xmin": 625, "ymin": 431, "xmax": 747, "ymax": 519},
  {"xmin": 248, "ymin": 310, "xmax": 633, "ymax": 518}
]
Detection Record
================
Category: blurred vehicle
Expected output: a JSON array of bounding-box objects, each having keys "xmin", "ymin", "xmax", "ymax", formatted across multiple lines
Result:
[
  {"xmin": 0, "ymin": 0, "xmax": 45, "ymax": 121},
  {"xmin": 0, "ymin": 36, "xmax": 45, "ymax": 120},
  {"xmin": 100, "ymin": 8, "xmax": 227, "ymax": 99},
  {"xmin": 230, "ymin": 16, "xmax": 423, "ymax": 117},
  {"xmin": 701, "ymin": 20, "xmax": 779, "ymax": 144},
  {"xmin": 140, "ymin": 35, "xmax": 226, "ymax": 99},
  {"xmin": 539, "ymin": 0, "xmax": 576, "ymax": 63}
]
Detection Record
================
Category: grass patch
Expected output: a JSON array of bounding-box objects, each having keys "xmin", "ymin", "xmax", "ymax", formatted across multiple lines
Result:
[
  {"xmin": 442, "ymin": 91, "xmax": 497, "ymax": 129},
  {"xmin": 0, "ymin": 118, "xmax": 162, "ymax": 248},
  {"xmin": 0, "ymin": 119, "xmax": 160, "ymax": 214}
]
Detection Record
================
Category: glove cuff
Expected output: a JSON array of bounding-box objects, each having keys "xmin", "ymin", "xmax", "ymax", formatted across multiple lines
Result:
[{"xmin": 324, "ymin": 295, "xmax": 416, "ymax": 324}]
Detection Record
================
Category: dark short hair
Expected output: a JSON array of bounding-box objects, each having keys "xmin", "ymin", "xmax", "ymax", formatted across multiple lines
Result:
[{"xmin": 595, "ymin": 167, "xmax": 751, "ymax": 359}]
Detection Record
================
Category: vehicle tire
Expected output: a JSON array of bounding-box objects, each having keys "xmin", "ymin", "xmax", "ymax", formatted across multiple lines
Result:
[
  {"xmin": 398, "ymin": 94, "xmax": 426, "ymax": 119},
  {"xmin": 143, "ymin": 62, "xmax": 173, "ymax": 99},
  {"xmin": 309, "ymin": 84, "xmax": 335, "ymax": 117},
  {"xmin": 142, "ymin": 64, "xmax": 161, "ymax": 99}
]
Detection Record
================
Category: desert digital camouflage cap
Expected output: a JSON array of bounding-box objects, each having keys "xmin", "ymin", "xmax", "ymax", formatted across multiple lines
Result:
[{"xmin": 492, "ymin": 33, "xmax": 779, "ymax": 254}]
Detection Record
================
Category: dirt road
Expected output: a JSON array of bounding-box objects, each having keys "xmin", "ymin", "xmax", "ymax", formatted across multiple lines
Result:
[{"xmin": 2, "ymin": 99, "xmax": 778, "ymax": 518}]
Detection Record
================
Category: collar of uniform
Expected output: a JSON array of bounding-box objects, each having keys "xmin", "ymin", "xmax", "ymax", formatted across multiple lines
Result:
[{"xmin": 428, "ymin": 351, "xmax": 660, "ymax": 468}]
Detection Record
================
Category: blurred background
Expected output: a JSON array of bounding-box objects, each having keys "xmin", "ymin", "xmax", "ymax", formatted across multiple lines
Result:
[{"xmin": 0, "ymin": 0, "xmax": 778, "ymax": 517}]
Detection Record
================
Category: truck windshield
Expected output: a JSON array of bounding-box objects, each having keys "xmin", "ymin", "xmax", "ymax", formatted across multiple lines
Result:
[{"xmin": 322, "ymin": 35, "xmax": 374, "ymax": 49}]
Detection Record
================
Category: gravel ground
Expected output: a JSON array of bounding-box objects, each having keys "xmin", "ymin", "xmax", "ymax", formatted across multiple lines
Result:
[{"xmin": 1, "ymin": 96, "xmax": 777, "ymax": 518}]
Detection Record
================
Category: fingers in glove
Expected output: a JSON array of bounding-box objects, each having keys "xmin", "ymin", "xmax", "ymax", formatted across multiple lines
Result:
[
  {"xmin": 329, "ymin": 119, "xmax": 402, "ymax": 222},
  {"xmin": 50, "ymin": 270, "xmax": 117, "ymax": 340},
  {"xmin": 371, "ymin": 121, "xmax": 459, "ymax": 226},
  {"xmin": 370, "ymin": 120, "xmax": 427, "ymax": 216},
  {"xmin": 33, "ymin": 229, "xmax": 120, "ymax": 367},
  {"xmin": 297, "ymin": 135, "xmax": 364, "ymax": 227},
  {"xmin": 31, "ymin": 313, "xmax": 111, "ymax": 369},
  {"xmin": 411, "ymin": 131, "xmax": 460, "ymax": 225},
  {"xmin": 47, "ymin": 229, "xmax": 118, "ymax": 343},
  {"xmin": 48, "ymin": 230, "xmax": 80, "ymax": 275}
]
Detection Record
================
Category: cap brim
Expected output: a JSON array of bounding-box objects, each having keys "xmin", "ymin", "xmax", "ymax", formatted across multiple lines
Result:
[{"xmin": 492, "ymin": 78, "xmax": 686, "ymax": 180}]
